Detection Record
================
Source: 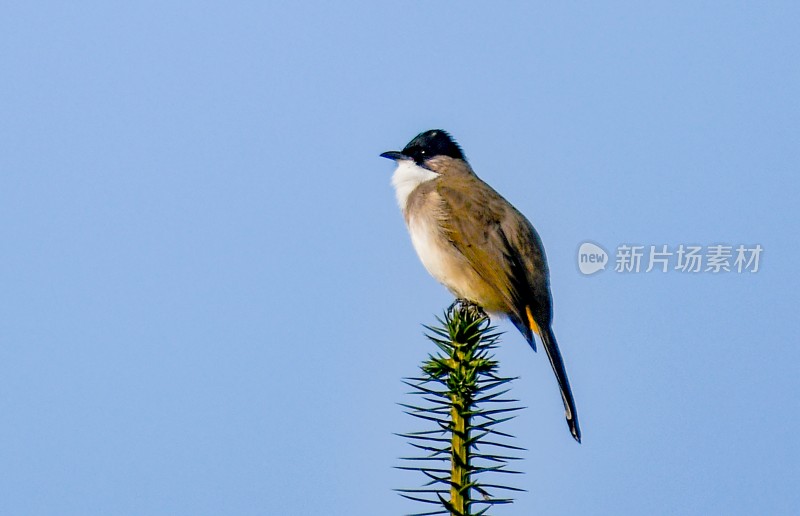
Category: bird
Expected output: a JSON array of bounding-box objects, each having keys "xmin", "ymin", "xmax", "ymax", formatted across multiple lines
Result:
[{"xmin": 380, "ymin": 129, "xmax": 581, "ymax": 442}]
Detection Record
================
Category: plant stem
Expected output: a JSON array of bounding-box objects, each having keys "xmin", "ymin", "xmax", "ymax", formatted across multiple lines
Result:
[{"xmin": 450, "ymin": 349, "xmax": 469, "ymax": 514}]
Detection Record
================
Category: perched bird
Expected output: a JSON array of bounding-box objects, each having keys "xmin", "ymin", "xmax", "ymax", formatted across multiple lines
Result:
[{"xmin": 381, "ymin": 129, "xmax": 581, "ymax": 442}]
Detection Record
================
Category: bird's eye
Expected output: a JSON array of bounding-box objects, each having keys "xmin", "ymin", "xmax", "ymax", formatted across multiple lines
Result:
[{"xmin": 420, "ymin": 149, "xmax": 426, "ymax": 155}]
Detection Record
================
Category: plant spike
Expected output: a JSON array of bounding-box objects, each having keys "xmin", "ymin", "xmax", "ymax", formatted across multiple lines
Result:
[{"xmin": 397, "ymin": 301, "xmax": 523, "ymax": 515}]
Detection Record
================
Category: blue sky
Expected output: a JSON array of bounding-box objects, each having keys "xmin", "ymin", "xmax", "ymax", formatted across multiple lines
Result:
[{"xmin": 1, "ymin": 2, "xmax": 798, "ymax": 515}]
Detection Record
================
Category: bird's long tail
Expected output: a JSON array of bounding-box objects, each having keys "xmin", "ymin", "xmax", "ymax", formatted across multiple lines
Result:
[
  {"xmin": 523, "ymin": 311, "xmax": 581, "ymax": 443},
  {"xmin": 540, "ymin": 326, "xmax": 581, "ymax": 442}
]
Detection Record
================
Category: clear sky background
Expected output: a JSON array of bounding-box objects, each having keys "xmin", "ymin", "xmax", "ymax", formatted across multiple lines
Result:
[{"xmin": 1, "ymin": 2, "xmax": 798, "ymax": 515}]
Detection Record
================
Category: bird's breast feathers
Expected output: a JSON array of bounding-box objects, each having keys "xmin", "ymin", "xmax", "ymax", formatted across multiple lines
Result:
[{"xmin": 407, "ymin": 206, "xmax": 456, "ymax": 288}]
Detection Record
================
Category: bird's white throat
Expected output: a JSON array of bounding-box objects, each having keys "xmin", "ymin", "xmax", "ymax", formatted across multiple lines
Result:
[{"xmin": 391, "ymin": 160, "xmax": 438, "ymax": 212}]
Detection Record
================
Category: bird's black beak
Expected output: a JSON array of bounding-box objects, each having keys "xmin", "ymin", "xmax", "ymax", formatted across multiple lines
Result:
[{"xmin": 380, "ymin": 150, "xmax": 406, "ymax": 161}]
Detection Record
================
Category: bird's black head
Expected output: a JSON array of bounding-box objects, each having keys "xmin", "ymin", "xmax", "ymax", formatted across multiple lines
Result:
[
  {"xmin": 402, "ymin": 129, "xmax": 465, "ymax": 163},
  {"xmin": 380, "ymin": 129, "xmax": 465, "ymax": 164}
]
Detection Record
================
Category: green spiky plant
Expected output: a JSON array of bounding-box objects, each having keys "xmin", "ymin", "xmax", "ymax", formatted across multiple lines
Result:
[{"xmin": 397, "ymin": 301, "xmax": 525, "ymax": 515}]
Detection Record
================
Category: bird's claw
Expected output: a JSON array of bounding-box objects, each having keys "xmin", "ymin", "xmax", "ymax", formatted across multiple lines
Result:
[{"xmin": 448, "ymin": 298, "xmax": 488, "ymax": 320}]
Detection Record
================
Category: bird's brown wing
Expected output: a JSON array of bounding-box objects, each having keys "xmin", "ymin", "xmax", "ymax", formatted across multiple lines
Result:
[{"xmin": 435, "ymin": 176, "xmax": 551, "ymax": 326}]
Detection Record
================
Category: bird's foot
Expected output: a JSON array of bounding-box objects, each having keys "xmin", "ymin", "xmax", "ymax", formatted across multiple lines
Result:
[{"xmin": 448, "ymin": 298, "xmax": 488, "ymax": 320}]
